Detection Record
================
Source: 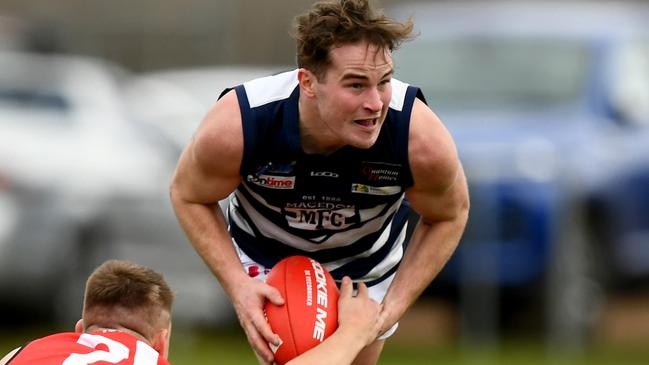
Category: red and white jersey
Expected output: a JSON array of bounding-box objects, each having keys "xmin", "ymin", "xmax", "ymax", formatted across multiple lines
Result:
[{"xmin": 6, "ymin": 330, "xmax": 170, "ymax": 365}]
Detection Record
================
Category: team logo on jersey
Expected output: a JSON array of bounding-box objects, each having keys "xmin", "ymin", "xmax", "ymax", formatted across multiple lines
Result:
[
  {"xmin": 284, "ymin": 201, "xmax": 358, "ymax": 231},
  {"xmin": 247, "ymin": 174, "xmax": 295, "ymax": 189},
  {"xmin": 264, "ymin": 161, "xmax": 296, "ymax": 174}
]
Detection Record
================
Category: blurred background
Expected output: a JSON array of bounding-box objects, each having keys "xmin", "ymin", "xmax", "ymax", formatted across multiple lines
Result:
[{"xmin": 1, "ymin": 0, "xmax": 648, "ymax": 364}]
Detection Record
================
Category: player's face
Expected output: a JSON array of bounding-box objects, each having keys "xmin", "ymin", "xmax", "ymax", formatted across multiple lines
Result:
[{"xmin": 312, "ymin": 40, "xmax": 393, "ymax": 151}]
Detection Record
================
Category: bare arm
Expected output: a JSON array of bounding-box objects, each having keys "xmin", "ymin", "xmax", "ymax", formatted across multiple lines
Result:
[
  {"xmin": 380, "ymin": 98, "xmax": 470, "ymax": 333},
  {"xmin": 169, "ymin": 90, "xmax": 283, "ymax": 363},
  {"xmin": 287, "ymin": 277, "xmax": 384, "ymax": 365}
]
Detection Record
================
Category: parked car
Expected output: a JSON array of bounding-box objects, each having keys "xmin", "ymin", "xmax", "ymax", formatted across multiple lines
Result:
[
  {"xmin": 388, "ymin": 1, "xmax": 649, "ymax": 344},
  {"xmin": 0, "ymin": 50, "xmax": 233, "ymax": 327},
  {"xmin": 124, "ymin": 65, "xmax": 286, "ymax": 153}
]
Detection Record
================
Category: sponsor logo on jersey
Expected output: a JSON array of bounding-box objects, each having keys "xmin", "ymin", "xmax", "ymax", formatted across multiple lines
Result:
[
  {"xmin": 360, "ymin": 161, "xmax": 401, "ymax": 183},
  {"xmin": 247, "ymin": 174, "xmax": 295, "ymax": 189},
  {"xmin": 310, "ymin": 171, "xmax": 339, "ymax": 178},
  {"xmin": 351, "ymin": 183, "xmax": 401, "ymax": 195}
]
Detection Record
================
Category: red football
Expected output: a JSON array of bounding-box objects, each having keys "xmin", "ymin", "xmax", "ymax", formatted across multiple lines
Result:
[{"xmin": 264, "ymin": 255, "xmax": 339, "ymax": 365}]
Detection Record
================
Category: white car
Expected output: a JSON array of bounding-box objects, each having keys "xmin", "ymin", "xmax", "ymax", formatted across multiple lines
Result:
[
  {"xmin": 0, "ymin": 51, "xmax": 234, "ymax": 326},
  {"xmin": 124, "ymin": 65, "xmax": 287, "ymax": 152}
]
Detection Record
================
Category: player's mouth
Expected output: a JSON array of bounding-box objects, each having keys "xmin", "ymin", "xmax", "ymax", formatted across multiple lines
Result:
[{"xmin": 353, "ymin": 117, "xmax": 379, "ymax": 128}]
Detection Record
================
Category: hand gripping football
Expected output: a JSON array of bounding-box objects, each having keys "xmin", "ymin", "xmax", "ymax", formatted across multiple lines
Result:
[{"xmin": 264, "ymin": 255, "xmax": 339, "ymax": 364}]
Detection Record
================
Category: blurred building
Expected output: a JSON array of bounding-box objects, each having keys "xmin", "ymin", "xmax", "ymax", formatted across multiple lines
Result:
[{"xmin": 0, "ymin": 0, "xmax": 404, "ymax": 70}]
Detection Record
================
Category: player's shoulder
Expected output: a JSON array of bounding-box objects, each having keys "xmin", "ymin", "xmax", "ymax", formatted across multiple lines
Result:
[
  {"xmin": 239, "ymin": 69, "xmax": 299, "ymax": 108},
  {"xmin": 408, "ymin": 98, "xmax": 459, "ymax": 189},
  {"xmin": 196, "ymin": 89, "xmax": 244, "ymax": 151},
  {"xmin": 202, "ymin": 92, "xmax": 241, "ymax": 135},
  {"xmin": 34, "ymin": 332, "xmax": 81, "ymax": 343},
  {"xmin": 388, "ymin": 77, "xmax": 412, "ymax": 112}
]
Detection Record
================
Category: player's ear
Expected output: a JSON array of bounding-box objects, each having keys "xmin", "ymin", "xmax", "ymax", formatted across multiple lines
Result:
[
  {"xmin": 152, "ymin": 326, "xmax": 171, "ymax": 359},
  {"xmin": 74, "ymin": 319, "xmax": 84, "ymax": 333},
  {"xmin": 297, "ymin": 68, "xmax": 317, "ymax": 98}
]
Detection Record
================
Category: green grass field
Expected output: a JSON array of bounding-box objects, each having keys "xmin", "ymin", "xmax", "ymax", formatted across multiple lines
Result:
[
  {"xmin": 3, "ymin": 325, "xmax": 646, "ymax": 365},
  {"xmin": 166, "ymin": 327, "xmax": 649, "ymax": 365}
]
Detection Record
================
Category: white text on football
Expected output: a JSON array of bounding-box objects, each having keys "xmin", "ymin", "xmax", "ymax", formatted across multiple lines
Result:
[
  {"xmin": 304, "ymin": 270, "xmax": 313, "ymax": 306},
  {"xmin": 310, "ymin": 260, "xmax": 329, "ymax": 342}
]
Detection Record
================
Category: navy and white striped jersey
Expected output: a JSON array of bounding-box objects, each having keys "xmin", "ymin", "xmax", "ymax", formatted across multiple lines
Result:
[{"xmin": 225, "ymin": 69, "xmax": 426, "ymax": 285}]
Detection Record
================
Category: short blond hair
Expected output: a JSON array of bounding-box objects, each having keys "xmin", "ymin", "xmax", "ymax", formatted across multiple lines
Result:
[{"xmin": 82, "ymin": 260, "xmax": 174, "ymax": 342}]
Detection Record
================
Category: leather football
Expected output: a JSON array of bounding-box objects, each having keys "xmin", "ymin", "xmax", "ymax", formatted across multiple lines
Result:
[{"xmin": 264, "ymin": 255, "xmax": 339, "ymax": 364}]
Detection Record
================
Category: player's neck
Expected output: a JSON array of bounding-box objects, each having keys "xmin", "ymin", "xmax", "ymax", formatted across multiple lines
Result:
[
  {"xmin": 298, "ymin": 98, "xmax": 343, "ymax": 155},
  {"xmin": 85, "ymin": 325, "xmax": 150, "ymax": 344}
]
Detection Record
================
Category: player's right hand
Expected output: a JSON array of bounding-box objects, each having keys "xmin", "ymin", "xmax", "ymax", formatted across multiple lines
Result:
[
  {"xmin": 337, "ymin": 276, "xmax": 384, "ymax": 346},
  {"xmin": 230, "ymin": 276, "xmax": 284, "ymax": 364}
]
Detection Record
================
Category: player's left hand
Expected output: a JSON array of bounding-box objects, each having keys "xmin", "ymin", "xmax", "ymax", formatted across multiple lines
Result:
[{"xmin": 337, "ymin": 277, "xmax": 384, "ymax": 346}]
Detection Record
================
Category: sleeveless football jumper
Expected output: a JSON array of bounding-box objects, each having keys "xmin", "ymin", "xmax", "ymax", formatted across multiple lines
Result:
[
  {"xmin": 6, "ymin": 330, "xmax": 169, "ymax": 365},
  {"xmin": 225, "ymin": 69, "xmax": 425, "ymax": 286}
]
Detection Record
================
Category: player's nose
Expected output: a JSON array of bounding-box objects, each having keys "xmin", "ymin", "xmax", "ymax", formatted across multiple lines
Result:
[{"xmin": 364, "ymin": 87, "xmax": 383, "ymax": 113}]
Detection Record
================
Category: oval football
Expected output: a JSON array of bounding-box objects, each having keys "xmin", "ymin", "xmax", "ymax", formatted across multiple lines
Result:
[{"xmin": 265, "ymin": 255, "xmax": 339, "ymax": 365}]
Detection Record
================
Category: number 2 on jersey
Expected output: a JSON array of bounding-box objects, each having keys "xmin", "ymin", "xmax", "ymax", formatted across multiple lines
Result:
[{"xmin": 63, "ymin": 333, "xmax": 159, "ymax": 365}]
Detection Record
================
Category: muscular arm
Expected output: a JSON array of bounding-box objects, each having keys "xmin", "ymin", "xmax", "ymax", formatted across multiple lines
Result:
[
  {"xmin": 170, "ymin": 89, "xmax": 246, "ymax": 299},
  {"xmin": 169, "ymin": 90, "xmax": 283, "ymax": 363},
  {"xmin": 381, "ymin": 98, "xmax": 470, "ymax": 333}
]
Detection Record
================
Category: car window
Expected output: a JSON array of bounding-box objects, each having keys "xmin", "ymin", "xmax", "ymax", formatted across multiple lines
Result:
[
  {"xmin": 0, "ymin": 54, "xmax": 72, "ymax": 116},
  {"xmin": 394, "ymin": 37, "xmax": 590, "ymax": 113},
  {"xmin": 0, "ymin": 88, "xmax": 69, "ymax": 112}
]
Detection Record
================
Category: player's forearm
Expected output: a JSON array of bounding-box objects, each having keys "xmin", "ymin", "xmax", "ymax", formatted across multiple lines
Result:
[
  {"xmin": 0, "ymin": 347, "xmax": 20, "ymax": 365},
  {"xmin": 286, "ymin": 327, "xmax": 366, "ymax": 365},
  {"xmin": 170, "ymin": 194, "xmax": 247, "ymax": 296},
  {"xmin": 382, "ymin": 213, "xmax": 467, "ymax": 327}
]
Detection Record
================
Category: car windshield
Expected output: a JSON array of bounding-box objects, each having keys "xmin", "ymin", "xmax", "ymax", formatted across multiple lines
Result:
[
  {"xmin": 394, "ymin": 37, "xmax": 590, "ymax": 112},
  {"xmin": 0, "ymin": 89, "xmax": 69, "ymax": 112}
]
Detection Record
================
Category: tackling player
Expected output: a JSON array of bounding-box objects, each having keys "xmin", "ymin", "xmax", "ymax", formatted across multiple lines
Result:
[
  {"xmin": 0, "ymin": 260, "xmax": 174, "ymax": 365},
  {"xmin": 0, "ymin": 262, "xmax": 382, "ymax": 365}
]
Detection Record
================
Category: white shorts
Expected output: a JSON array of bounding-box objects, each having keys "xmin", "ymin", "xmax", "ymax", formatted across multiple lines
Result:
[{"xmin": 232, "ymin": 240, "xmax": 399, "ymax": 340}]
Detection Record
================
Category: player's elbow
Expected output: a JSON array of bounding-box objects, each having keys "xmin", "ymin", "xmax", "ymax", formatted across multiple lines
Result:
[
  {"xmin": 168, "ymin": 182, "xmax": 181, "ymax": 213},
  {"xmin": 452, "ymin": 183, "xmax": 470, "ymax": 231},
  {"xmin": 168, "ymin": 171, "xmax": 187, "ymax": 211},
  {"xmin": 459, "ymin": 195, "xmax": 470, "ymax": 228}
]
